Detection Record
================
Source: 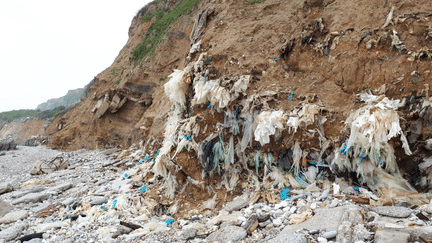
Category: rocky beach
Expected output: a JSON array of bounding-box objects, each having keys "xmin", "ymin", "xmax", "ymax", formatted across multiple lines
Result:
[{"xmin": 1, "ymin": 145, "xmax": 432, "ymax": 242}]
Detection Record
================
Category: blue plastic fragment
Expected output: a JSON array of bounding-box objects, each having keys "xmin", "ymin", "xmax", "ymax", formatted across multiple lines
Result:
[
  {"xmin": 100, "ymin": 206, "xmax": 107, "ymax": 210},
  {"xmin": 274, "ymin": 57, "xmax": 278, "ymax": 61},
  {"xmin": 280, "ymin": 188, "xmax": 291, "ymax": 200},
  {"xmin": 124, "ymin": 173, "xmax": 128, "ymax": 178},
  {"xmin": 166, "ymin": 219, "xmax": 174, "ymax": 226},
  {"xmin": 255, "ymin": 144, "xmax": 260, "ymax": 149},
  {"xmin": 204, "ymin": 58, "xmax": 212, "ymax": 63},
  {"xmin": 152, "ymin": 149, "xmax": 160, "ymax": 162},
  {"xmin": 207, "ymin": 103, "xmax": 211, "ymax": 109},
  {"xmin": 309, "ymin": 161, "xmax": 317, "ymax": 165},
  {"xmin": 287, "ymin": 91, "xmax": 295, "ymax": 100},
  {"xmin": 140, "ymin": 186, "xmax": 147, "ymax": 193},
  {"xmin": 138, "ymin": 159, "xmax": 144, "ymax": 164},
  {"xmin": 353, "ymin": 186, "xmax": 360, "ymax": 194},
  {"xmin": 112, "ymin": 199, "xmax": 117, "ymax": 208}
]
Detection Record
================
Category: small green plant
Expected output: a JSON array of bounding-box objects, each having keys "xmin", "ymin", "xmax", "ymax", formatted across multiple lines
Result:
[
  {"xmin": 131, "ymin": 0, "xmax": 201, "ymax": 61},
  {"xmin": 247, "ymin": 0, "xmax": 265, "ymax": 3},
  {"xmin": 159, "ymin": 76, "xmax": 168, "ymax": 82},
  {"xmin": 116, "ymin": 80, "xmax": 120, "ymax": 85}
]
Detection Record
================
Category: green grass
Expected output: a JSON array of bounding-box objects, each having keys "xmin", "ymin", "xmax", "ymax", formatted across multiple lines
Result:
[
  {"xmin": 131, "ymin": 0, "xmax": 200, "ymax": 61},
  {"xmin": 247, "ymin": 0, "xmax": 265, "ymax": 3},
  {"xmin": 0, "ymin": 109, "xmax": 40, "ymax": 121},
  {"xmin": 0, "ymin": 106, "xmax": 66, "ymax": 121}
]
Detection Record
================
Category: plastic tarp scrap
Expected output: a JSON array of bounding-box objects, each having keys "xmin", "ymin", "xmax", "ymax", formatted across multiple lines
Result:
[
  {"xmin": 232, "ymin": 75, "xmax": 250, "ymax": 96},
  {"xmin": 193, "ymin": 78, "xmax": 215, "ymax": 105},
  {"xmin": 368, "ymin": 168, "xmax": 426, "ymax": 206},
  {"xmin": 210, "ymin": 81, "xmax": 232, "ymax": 111},
  {"xmin": 152, "ymin": 105, "xmax": 182, "ymax": 177},
  {"xmin": 333, "ymin": 92, "xmax": 411, "ymax": 179},
  {"xmin": 254, "ymin": 110, "xmax": 286, "ymax": 146},
  {"xmin": 286, "ymin": 104, "xmax": 320, "ymax": 133},
  {"xmin": 164, "ymin": 65, "xmax": 192, "ymax": 104}
]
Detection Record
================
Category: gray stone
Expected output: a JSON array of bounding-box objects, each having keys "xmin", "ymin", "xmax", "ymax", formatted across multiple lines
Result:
[
  {"xmin": 375, "ymin": 228, "xmax": 409, "ymax": 243},
  {"xmin": 372, "ymin": 206, "xmax": 412, "ymax": 218},
  {"xmin": 181, "ymin": 228, "xmax": 197, "ymax": 240},
  {"xmin": 323, "ymin": 230, "xmax": 337, "ymax": 239},
  {"xmin": 0, "ymin": 182, "xmax": 12, "ymax": 195},
  {"xmin": 279, "ymin": 205, "xmax": 363, "ymax": 236},
  {"xmin": 0, "ymin": 223, "xmax": 28, "ymax": 241},
  {"xmin": 11, "ymin": 193, "xmax": 49, "ymax": 205},
  {"xmin": 11, "ymin": 186, "xmax": 46, "ymax": 199},
  {"xmin": 206, "ymin": 225, "xmax": 247, "ymax": 242},
  {"xmin": 267, "ymin": 233, "xmax": 307, "ymax": 243},
  {"xmin": 111, "ymin": 179, "xmax": 132, "ymax": 191},
  {"xmin": 259, "ymin": 219, "xmax": 272, "ymax": 227},
  {"xmin": 50, "ymin": 182, "xmax": 73, "ymax": 192},
  {"xmin": 224, "ymin": 197, "xmax": 249, "ymax": 212},
  {"xmin": 90, "ymin": 197, "xmax": 108, "ymax": 205},
  {"xmin": 273, "ymin": 209, "xmax": 284, "ymax": 218},
  {"xmin": 30, "ymin": 203, "xmax": 50, "ymax": 213},
  {"xmin": 24, "ymin": 239, "xmax": 43, "ymax": 243},
  {"xmin": 0, "ymin": 210, "xmax": 28, "ymax": 224},
  {"xmin": 61, "ymin": 198, "xmax": 74, "ymax": 205},
  {"xmin": 0, "ymin": 199, "xmax": 13, "ymax": 218},
  {"xmin": 336, "ymin": 206, "xmax": 366, "ymax": 242}
]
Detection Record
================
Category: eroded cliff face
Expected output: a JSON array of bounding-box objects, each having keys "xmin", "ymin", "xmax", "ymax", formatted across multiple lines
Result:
[{"xmin": 45, "ymin": 0, "xmax": 432, "ymax": 207}]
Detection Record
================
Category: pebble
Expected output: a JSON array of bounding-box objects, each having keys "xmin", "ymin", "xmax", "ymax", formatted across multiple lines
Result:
[
  {"xmin": 262, "ymin": 205, "xmax": 272, "ymax": 211},
  {"xmin": 322, "ymin": 230, "xmax": 337, "ymax": 239},
  {"xmin": 89, "ymin": 197, "xmax": 108, "ymax": 205},
  {"xmin": 273, "ymin": 218, "xmax": 282, "ymax": 226}
]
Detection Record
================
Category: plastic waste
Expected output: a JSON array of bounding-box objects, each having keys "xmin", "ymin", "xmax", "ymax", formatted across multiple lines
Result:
[
  {"xmin": 286, "ymin": 104, "xmax": 319, "ymax": 133},
  {"xmin": 165, "ymin": 219, "xmax": 174, "ymax": 226},
  {"xmin": 280, "ymin": 188, "xmax": 290, "ymax": 200},
  {"xmin": 333, "ymin": 92, "xmax": 411, "ymax": 180},
  {"xmin": 254, "ymin": 110, "xmax": 286, "ymax": 146},
  {"xmin": 140, "ymin": 186, "xmax": 147, "ymax": 193},
  {"xmin": 164, "ymin": 65, "xmax": 192, "ymax": 104}
]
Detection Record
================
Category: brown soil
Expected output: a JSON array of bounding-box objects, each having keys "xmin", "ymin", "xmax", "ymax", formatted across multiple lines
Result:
[{"xmin": 43, "ymin": 0, "xmax": 432, "ymax": 210}]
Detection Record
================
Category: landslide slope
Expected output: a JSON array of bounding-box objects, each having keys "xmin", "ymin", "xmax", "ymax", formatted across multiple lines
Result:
[{"xmin": 45, "ymin": 0, "xmax": 432, "ymax": 193}]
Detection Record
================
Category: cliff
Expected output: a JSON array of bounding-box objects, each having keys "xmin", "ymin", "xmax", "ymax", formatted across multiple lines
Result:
[
  {"xmin": 44, "ymin": 0, "xmax": 432, "ymax": 202},
  {"xmin": 36, "ymin": 88, "xmax": 84, "ymax": 111}
]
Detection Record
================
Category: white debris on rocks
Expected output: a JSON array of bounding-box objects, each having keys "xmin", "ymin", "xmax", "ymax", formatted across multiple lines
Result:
[{"xmin": 0, "ymin": 147, "xmax": 431, "ymax": 243}]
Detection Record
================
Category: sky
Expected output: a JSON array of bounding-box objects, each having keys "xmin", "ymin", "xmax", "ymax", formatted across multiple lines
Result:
[{"xmin": 0, "ymin": 0, "xmax": 152, "ymax": 112}]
